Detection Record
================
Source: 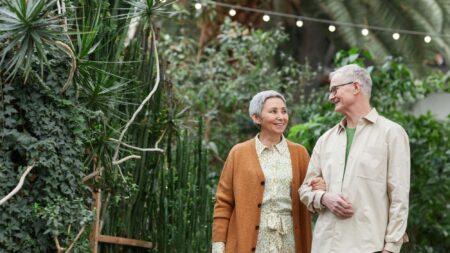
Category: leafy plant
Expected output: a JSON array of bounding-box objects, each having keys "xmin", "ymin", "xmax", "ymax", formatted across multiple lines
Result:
[
  {"xmin": 0, "ymin": 63, "xmax": 93, "ymax": 252},
  {"xmin": 161, "ymin": 17, "xmax": 318, "ymax": 166},
  {"xmin": 0, "ymin": 0, "xmax": 65, "ymax": 80}
]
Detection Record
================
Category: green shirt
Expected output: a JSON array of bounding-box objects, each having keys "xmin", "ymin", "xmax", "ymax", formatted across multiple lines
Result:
[{"xmin": 345, "ymin": 127, "xmax": 356, "ymax": 166}]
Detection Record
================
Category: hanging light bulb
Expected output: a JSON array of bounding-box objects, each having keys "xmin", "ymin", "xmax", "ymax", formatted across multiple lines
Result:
[
  {"xmin": 296, "ymin": 20, "xmax": 303, "ymax": 27},
  {"xmin": 328, "ymin": 25, "xmax": 336, "ymax": 32},
  {"xmin": 361, "ymin": 28, "xmax": 369, "ymax": 36},
  {"xmin": 392, "ymin": 33, "xmax": 400, "ymax": 40},
  {"xmin": 229, "ymin": 9, "xmax": 237, "ymax": 17},
  {"xmin": 194, "ymin": 3, "xmax": 202, "ymax": 10},
  {"xmin": 424, "ymin": 36, "xmax": 432, "ymax": 43},
  {"xmin": 262, "ymin": 14, "xmax": 270, "ymax": 22}
]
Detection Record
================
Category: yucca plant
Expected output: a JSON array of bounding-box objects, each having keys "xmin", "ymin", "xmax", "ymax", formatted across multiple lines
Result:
[{"xmin": 0, "ymin": 0, "xmax": 68, "ymax": 81}]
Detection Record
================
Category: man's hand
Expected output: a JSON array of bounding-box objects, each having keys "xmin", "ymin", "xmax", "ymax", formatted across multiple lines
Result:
[
  {"xmin": 321, "ymin": 192, "xmax": 354, "ymax": 219},
  {"xmin": 310, "ymin": 177, "xmax": 326, "ymax": 191}
]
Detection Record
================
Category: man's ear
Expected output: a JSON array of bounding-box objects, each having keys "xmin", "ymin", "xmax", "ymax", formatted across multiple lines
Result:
[
  {"xmin": 353, "ymin": 81, "xmax": 362, "ymax": 94},
  {"xmin": 251, "ymin": 114, "xmax": 261, "ymax": 125}
]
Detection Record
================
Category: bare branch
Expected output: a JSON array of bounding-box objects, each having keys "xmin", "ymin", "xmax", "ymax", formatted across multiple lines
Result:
[
  {"xmin": 53, "ymin": 225, "xmax": 86, "ymax": 253},
  {"xmin": 82, "ymin": 167, "xmax": 103, "ymax": 183},
  {"xmin": 54, "ymin": 41, "xmax": 76, "ymax": 93},
  {"xmin": 116, "ymin": 164, "xmax": 127, "ymax": 183},
  {"xmin": 109, "ymin": 138, "xmax": 164, "ymax": 152},
  {"xmin": 65, "ymin": 225, "xmax": 86, "ymax": 253},
  {"xmin": 114, "ymin": 155, "xmax": 142, "ymax": 165},
  {"xmin": 0, "ymin": 163, "xmax": 35, "ymax": 206},
  {"xmin": 54, "ymin": 236, "xmax": 65, "ymax": 253},
  {"xmin": 112, "ymin": 26, "xmax": 162, "ymax": 166}
]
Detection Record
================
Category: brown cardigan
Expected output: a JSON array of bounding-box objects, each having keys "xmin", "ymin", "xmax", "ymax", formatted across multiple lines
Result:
[{"xmin": 212, "ymin": 138, "xmax": 312, "ymax": 253}]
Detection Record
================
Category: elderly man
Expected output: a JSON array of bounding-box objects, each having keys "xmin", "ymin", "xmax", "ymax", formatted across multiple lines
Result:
[{"xmin": 299, "ymin": 64, "xmax": 410, "ymax": 253}]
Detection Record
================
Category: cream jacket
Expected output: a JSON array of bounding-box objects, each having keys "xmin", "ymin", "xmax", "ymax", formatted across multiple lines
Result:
[{"xmin": 299, "ymin": 108, "xmax": 410, "ymax": 253}]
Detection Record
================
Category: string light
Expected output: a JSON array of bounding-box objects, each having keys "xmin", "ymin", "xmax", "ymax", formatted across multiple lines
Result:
[
  {"xmin": 194, "ymin": 3, "xmax": 202, "ymax": 10},
  {"xmin": 392, "ymin": 33, "xmax": 400, "ymax": 40},
  {"xmin": 202, "ymin": 1, "xmax": 449, "ymax": 41},
  {"xmin": 229, "ymin": 9, "xmax": 236, "ymax": 17},
  {"xmin": 361, "ymin": 28, "xmax": 369, "ymax": 36},
  {"xmin": 296, "ymin": 20, "xmax": 303, "ymax": 27},
  {"xmin": 424, "ymin": 36, "xmax": 432, "ymax": 43},
  {"xmin": 262, "ymin": 14, "xmax": 270, "ymax": 22},
  {"xmin": 328, "ymin": 25, "xmax": 336, "ymax": 32}
]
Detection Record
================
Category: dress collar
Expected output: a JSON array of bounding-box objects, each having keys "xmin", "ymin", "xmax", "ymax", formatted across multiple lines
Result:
[{"xmin": 255, "ymin": 134, "xmax": 288, "ymax": 156}]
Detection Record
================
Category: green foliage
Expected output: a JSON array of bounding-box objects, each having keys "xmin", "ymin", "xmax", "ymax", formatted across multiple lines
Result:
[
  {"xmin": 1, "ymin": 1, "xmax": 214, "ymax": 252},
  {"xmin": 289, "ymin": 49, "xmax": 450, "ymax": 252},
  {"xmin": 61, "ymin": 1, "xmax": 215, "ymax": 253},
  {"xmin": 390, "ymin": 112, "xmax": 450, "ymax": 253},
  {"xmin": 0, "ymin": 0, "xmax": 64, "ymax": 80},
  {"xmin": 162, "ymin": 17, "xmax": 317, "ymax": 165},
  {"xmin": 302, "ymin": 1, "xmax": 450, "ymax": 73},
  {"xmin": 153, "ymin": 126, "xmax": 213, "ymax": 253},
  {"xmin": 0, "ymin": 61, "xmax": 92, "ymax": 252},
  {"xmin": 127, "ymin": 0, "xmax": 176, "ymax": 19}
]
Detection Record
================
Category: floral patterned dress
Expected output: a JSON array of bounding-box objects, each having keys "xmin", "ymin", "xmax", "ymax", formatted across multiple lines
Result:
[{"xmin": 254, "ymin": 136, "xmax": 295, "ymax": 253}]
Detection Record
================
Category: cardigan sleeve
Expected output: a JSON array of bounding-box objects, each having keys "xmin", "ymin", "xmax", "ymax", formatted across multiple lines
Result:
[
  {"xmin": 298, "ymin": 145, "xmax": 311, "ymax": 181},
  {"xmin": 212, "ymin": 147, "xmax": 236, "ymax": 242}
]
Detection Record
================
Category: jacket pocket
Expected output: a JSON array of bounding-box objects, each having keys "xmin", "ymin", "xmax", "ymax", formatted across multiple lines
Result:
[{"xmin": 356, "ymin": 146, "xmax": 387, "ymax": 183}]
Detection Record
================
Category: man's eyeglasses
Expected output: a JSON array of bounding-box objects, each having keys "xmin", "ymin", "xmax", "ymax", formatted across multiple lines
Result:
[{"xmin": 329, "ymin": 81, "xmax": 354, "ymax": 96}]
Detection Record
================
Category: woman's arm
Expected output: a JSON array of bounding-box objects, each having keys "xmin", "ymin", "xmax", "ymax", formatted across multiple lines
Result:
[{"xmin": 212, "ymin": 148, "xmax": 236, "ymax": 244}]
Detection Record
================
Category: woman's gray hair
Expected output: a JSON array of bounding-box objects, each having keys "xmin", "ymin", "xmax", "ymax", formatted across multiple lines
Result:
[
  {"xmin": 330, "ymin": 64, "xmax": 372, "ymax": 97},
  {"xmin": 248, "ymin": 90, "xmax": 286, "ymax": 118}
]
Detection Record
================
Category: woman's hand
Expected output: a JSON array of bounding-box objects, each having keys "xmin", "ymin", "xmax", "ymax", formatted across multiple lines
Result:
[{"xmin": 309, "ymin": 177, "xmax": 326, "ymax": 191}]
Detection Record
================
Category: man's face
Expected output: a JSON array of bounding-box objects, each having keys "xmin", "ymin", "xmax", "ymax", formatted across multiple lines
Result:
[{"xmin": 328, "ymin": 74, "xmax": 355, "ymax": 113}]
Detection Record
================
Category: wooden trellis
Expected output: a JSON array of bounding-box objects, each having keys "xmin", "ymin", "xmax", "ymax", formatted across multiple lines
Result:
[{"xmin": 90, "ymin": 190, "xmax": 153, "ymax": 252}]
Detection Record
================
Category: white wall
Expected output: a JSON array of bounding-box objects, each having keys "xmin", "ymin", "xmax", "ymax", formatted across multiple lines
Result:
[{"xmin": 412, "ymin": 92, "xmax": 450, "ymax": 120}]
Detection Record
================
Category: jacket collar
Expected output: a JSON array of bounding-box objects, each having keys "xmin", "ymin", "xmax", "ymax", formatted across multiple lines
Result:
[{"xmin": 337, "ymin": 108, "xmax": 379, "ymax": 133}]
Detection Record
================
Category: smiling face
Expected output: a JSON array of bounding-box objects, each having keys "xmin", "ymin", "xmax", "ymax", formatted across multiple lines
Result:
[
  {"xmin": 329, "ymin": 74, "xmax": 357, "ymax": 114},
  {"xmin": 252, "ymin": 97, "xmax": 288, "ymax": 137}
]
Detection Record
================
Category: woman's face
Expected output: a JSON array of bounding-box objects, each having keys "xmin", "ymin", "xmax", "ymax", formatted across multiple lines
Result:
[{"xmin": 253, "ymin": 97, "xmax": 289, "ymax": 136}]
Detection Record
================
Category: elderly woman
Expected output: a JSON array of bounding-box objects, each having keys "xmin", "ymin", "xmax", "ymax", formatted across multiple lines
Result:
[{"xmin": 212, "ymin": 90, "xmax": 325, "ymax": 253}]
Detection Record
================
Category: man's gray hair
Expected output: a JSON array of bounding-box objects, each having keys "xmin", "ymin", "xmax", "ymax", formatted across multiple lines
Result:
[
  {"xmin": 249, "ymin": 90, "xmax": 286, "ymax": 118},
  {"xmin": 330, "ymin": 64, "xmax": 372, "ymax": 97}
]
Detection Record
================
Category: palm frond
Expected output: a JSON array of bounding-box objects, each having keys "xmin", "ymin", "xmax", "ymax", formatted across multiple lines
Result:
[{"xmin": 0, "ymin": 0, "xmax": 64, "ymax": 80}]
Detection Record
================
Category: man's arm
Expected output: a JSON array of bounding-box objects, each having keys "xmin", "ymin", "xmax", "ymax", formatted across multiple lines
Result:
[
  {"xmin": 299, "ymin": 140, "xmax": 354, "ymax": 218},
  {"xmin": 384, "ymin": 125, "xmax": 410, "ymax": 253}
]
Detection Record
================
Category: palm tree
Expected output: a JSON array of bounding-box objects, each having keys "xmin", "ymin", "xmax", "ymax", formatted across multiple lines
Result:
[
  {"xmin": 188, "ymin": 0, "xmax": 450, "ymax": 73},
  {"xmin": 277, "ymin": 0, "xmax": 450, "ymax": 72}
]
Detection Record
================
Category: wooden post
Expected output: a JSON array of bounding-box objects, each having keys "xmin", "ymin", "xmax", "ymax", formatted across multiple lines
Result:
[
  {"xmin": 87, "ymin": 157, "xmax": 153, "ymax": 252},
  {"xmin": 90, "ymin": 189, "xmax": 101, "ymax": 253}
]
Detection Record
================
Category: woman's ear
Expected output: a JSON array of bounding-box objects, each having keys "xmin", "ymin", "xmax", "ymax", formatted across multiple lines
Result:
[{"xmin": 251, "ymin": 114, "xmax": 261, "ymax": 125}]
